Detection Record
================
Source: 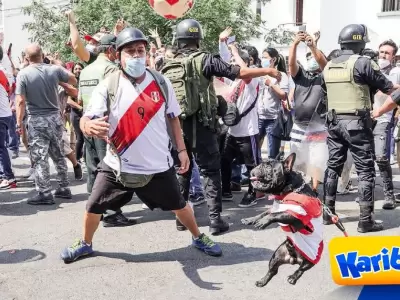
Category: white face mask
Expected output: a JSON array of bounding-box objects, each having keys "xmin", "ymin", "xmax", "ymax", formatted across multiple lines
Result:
[
  {"xmin": 378, "ymin": 58, "xmax": 391, "ymax": 69},
  {"xmin": 86, "ymin": 44, "xmax": 96, "ymax": 52},
  {"xmin": 124, "ymin": 57, "xmax": 146, "ymax": 78}
]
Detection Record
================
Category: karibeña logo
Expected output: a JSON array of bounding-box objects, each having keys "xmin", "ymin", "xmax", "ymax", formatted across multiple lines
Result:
[{"xmin": 335, "ymin": 247, "xmax": 400, "ymax": 279}]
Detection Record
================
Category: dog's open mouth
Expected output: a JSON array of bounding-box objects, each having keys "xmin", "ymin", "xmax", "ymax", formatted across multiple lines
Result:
[{"xmin": 250, "ymin": 176, "xmax": 264, "ymax": 190}]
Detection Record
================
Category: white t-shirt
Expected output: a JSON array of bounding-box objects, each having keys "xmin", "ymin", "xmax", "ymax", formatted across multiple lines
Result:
[
  {"xmin": 0, "ymin": 69, "xmax": 11, "ymax": 118},
  {"xmin": 374, "ymin": 67, "xmax": 400, "ymax": 124},
  {"xmin": 227, "ymin": 78, "xmax": 260, "ymax": 137},
  {"xmin": 84, "ymin": 71, "xmax": 181, "ymax": 175}
]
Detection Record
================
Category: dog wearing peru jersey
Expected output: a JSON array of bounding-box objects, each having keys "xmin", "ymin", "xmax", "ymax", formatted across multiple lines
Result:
[{"xmin": 241, "ymin": 153, "xmax": 325, "ymax": 287}]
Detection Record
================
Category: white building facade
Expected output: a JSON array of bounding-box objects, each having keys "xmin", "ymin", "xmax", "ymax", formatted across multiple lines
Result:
[{"xmin": 250, "ymin": 0, "xmax": 400, "ymax": 61}]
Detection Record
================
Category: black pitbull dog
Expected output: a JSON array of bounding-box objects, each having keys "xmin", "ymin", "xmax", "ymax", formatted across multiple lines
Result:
[{"xmin": 241, "ymin": 153, "xmax": 326, "ymax": 287}]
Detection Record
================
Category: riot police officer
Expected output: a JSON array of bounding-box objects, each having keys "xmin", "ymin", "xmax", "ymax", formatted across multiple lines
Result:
[
  {"xmin": 163, "ymin": 19, "xmax": 281, "ymax": 235},
  {"xmin": 323, "ymin": 24, "xmax": 395, "ymax": 233}
]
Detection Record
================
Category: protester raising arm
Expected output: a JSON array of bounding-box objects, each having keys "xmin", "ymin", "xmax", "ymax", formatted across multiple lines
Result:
[
  {"xmin": 289, "ymin": 32, "xmax": 305, "ymax": 77},
  {"xmin": 219, "ymin": 27, "xmax": 232, "ymax": 63},
  {"xmin": 306, "ymin": 33, "xmax": 328, "ymax": 71},
  {"xmin": 66, "ymin": 11, "xmax": 90, "ymax": 63}
]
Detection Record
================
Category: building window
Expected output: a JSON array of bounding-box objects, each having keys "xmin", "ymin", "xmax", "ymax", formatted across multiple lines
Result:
[{"xmin": 382, "ymin": 0, "xmax": 400, "ymax": 12}]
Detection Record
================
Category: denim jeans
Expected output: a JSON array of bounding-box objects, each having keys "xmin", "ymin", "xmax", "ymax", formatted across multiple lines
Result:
[
  {"xmin": 189, "ymin": 158, "xmax": 204, "ymax": 196},
  {"xmin": 0, "ymin": 116, "xmax": 15, "ymax": 179},
  {"xmin": 6, "ymin": 111, "xmax": 19, "ymax": 153},
  {"xmin": 258, "ymin": 118, "xmax": 281, "ymax": 159},
  {"xmin": 231, "ymin": 163, "xmax": 248, "ymax": 184}
]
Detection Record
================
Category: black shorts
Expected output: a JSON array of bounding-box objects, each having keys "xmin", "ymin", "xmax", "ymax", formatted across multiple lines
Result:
[{"xmin": 86, "ymin": 162, "xmax": 186, "ymax": 214}]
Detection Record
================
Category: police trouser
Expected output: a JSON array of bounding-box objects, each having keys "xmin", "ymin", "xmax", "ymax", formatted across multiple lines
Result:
[
  {"xmin": 84, "ymin": 136, "xmax": 122, "ymax": 216},
  {"xmin": 27, "ymin": 114, "xmax": 69, "ymax": 194},
  {"xmin": 373, "ymin": 121, "xmax": 394, "ymax": 200},
  {"xmin": 324, "ymin": 115, "xmax": 375, "ymax": 208},
  {"xmin": 175, "ymin": 117, "xmax": 222, "ymax": 220}
]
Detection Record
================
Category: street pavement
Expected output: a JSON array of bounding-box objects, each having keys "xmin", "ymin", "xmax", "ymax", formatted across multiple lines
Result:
[{"xmin": 1, "ymin": 147, "xmax": 400, "ymax": 300}]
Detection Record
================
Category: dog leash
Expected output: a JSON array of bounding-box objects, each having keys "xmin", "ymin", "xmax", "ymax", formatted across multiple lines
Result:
[
  {"xmin": 320, "ymin": 202, "xmax": 348, "ymax": 237},
  {"xmin": 295, "ymin": 178, "xmax": 349, "ymax": 237}
]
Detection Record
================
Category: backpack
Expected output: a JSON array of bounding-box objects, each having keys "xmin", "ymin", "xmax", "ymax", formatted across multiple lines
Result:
[
  {"xmin": 217, "ymin": 80, "xmax": 259, "ymax": 127},
  {"xmin": 161, "ymin": 51, "xmax": 217, "ymax": 129}
]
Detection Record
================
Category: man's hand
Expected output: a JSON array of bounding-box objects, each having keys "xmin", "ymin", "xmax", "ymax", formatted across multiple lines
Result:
[
  {"xmin": 150, "ymin": 42, "xmax": 157, "ymax": 54},
  {"xmin": 371, "ymin": 108, "xmax": 383, "ymax": 119},
  {"xmin": 83, "ymin": 116, "xmax": 110, "ymax": 139},
  {"xmin": 314, "ymin": 31, "xmax": 321, "ymax": 44},
  {"xmin": 219, "ymin": 27, "xmax": 232, "ymax": 42},
  {"xmin": 267, "ymin": 69, "xmax": 282, "ymax": 82},
  {"xmin": 305, "ymin": 33, "xmax": 316, "ymax": 49},
  {"xmin": 177, "ymin": 150, "xmax": 190, "ymax": 174},
  {"xmin": 149, "ymin": 28, "xmax": 159, "ymax": 39},
  {"xmin": 294, "ymin": 32, "xmax": 306, "ymax": 46},
  {"xmin": 65, "ymin": 10, "xmax": 76, "ymax": 24},
  {"xmin": 16, "ymin": 124, "xmax": 22, "ymax": 135},
  {"xmin": 114, "ymin": 19, "xmax": 126, "ymax": 35}
]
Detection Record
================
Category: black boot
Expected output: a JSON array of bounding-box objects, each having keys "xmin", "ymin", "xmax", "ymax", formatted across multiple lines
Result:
[
  {"xmin": 209, "ymin": 217, "xmax": 229, "ymax": 235},
  {"xmin": 357, "ymin": 206, "xmax": 384, "ymax": 233}
]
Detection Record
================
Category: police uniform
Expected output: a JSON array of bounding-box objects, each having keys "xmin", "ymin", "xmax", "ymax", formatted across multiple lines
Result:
[
  {"xmin": 323, "ymin": 24, "xmax": 394, "ymax": 233},
  {"xmin": 79, "ymin": 38, "xmax": 119, "ymax": 193},
  {"xmin": 166, "ymin": 19, "xmax": 241, "ymax": 235}
]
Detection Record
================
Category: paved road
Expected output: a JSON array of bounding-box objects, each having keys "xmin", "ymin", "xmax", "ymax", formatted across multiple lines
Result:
[{"xmin": 1, "ymin": 148, "xmax": 400, "ymax": 300}]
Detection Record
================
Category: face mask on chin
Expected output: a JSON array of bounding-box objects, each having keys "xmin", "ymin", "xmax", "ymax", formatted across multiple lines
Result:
[
  {"xmin": 124, "ymin": 57, "xmax": 146, "ymax": 78},
  {"xmin": 378, "ymin": 58, "xmax": 391, "ymax": 70}
]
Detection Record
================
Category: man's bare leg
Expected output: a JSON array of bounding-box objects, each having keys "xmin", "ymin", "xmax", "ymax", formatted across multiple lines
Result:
[
  {"xmin": 173, "ymin": 203, "xmax": 201, "ymax": 238},
  {"xmin": 83, "ymin": 212, "xmax": 102, "ymax": 244}
]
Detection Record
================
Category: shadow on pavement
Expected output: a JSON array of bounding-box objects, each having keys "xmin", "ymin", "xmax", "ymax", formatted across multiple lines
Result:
[
  {"xmin": 0, "ymin": 249, "xmax": 46, "ymax": 264},
  {"xmin": 0, "ymin": 191, "xmax": 88, "ymax": 216},
  {"xmin": 96, "ymin": 242, "xmax": 273, "ymax": 290}
]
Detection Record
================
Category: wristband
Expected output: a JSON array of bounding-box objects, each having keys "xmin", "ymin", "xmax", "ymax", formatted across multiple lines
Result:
[{"xmin": 178, "ymin": 149, "xmax": 187, "ymax": 154}]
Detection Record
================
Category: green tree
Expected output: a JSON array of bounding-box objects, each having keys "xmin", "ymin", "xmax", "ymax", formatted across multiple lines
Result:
[{"xmin": 22, "ymin": 0, "xmax": 271, "ymax": 61}]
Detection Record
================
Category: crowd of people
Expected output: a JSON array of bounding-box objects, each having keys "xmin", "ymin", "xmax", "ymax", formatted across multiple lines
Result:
[{"xmin": 1, "ymin": 11, "xmax": 400, "ymax": 263}]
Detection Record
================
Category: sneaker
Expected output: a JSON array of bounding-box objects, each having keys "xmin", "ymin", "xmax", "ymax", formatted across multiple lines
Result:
[
  {"xmin": 189, "ymin": 194, "xmax": 205, "ymax": 206},
  {"xmin": 54, "ymin": 187, "xmax": 72, "ymax": 199},
  {"xmin": 230, "ymin": 182, "xmax": 242, "ymax": 193},
  {"xmin": 60, "ymin": 239, "xmax": 94, "ymax": 263},
  {"xmin": 0, "ymin": 178, "xmax": 17, "ymax": 190},
  {"xmin": 27, "ymin": 192, "xmax": 55, "ymax": 205},
  {"xmin": 23, "ymin": 168, "xmax": 34, "ymax": 179},
  {"xmin": 102, "ymin": 213, "xmax": 137, "ymax": 227},
  {"xmin": 239, "ymin": 193, "xmax": 258, "ymax": 208},
  {"xmin": 73, "ymin": 163, "xmax": 83, "ymax": 181},
  {"xmin": 192, "ymin": 233, "xmax": 222, "ymax": 257},
  {"xmin": 222, "ymin": 192, "xmax": 233, "ymax": 201}
]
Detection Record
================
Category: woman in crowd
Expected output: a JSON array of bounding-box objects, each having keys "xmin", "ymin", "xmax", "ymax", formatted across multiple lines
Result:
[{"xmin": 258, "ymin": 47, "xmax": 289, "ymax": 159}]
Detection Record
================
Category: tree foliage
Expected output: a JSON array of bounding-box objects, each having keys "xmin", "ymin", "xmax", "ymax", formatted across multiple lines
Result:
[{"xmin": 22, "ymin": 0, "xmax": 272, "ymax": 62}]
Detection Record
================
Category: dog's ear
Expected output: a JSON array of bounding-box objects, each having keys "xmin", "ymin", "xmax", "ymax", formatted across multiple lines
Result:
[{"xmin": 283, "ymin": 153, "xmax": 296, "ymax": 172}]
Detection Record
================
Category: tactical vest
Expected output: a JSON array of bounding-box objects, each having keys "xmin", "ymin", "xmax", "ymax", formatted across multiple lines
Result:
[
  {"xmin": 324, "ymin": 55, "xmax": 371, "ymax": 114},
  {"xmin": 161, "ymin": 51, "xmax": 218, "ymax": 130},
  {"xmin": 79, "ymin": 54, "xmax": 118, "ymax": 112}
]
